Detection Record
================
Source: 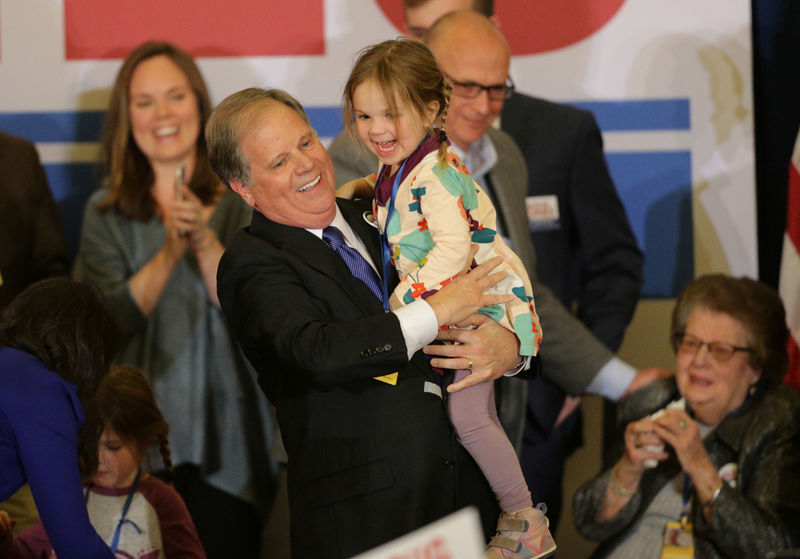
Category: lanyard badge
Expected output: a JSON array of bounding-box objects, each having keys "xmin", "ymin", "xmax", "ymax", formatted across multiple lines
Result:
[{"xmin": 660, "ymin": 475, "xmax": 695, "ymax": 558}]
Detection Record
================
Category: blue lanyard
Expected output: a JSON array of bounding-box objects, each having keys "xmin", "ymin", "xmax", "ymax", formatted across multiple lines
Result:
[
  {"xmin": 378, "ymin": 157, "xmax": 409, "ymax": 312},
  {"xmin": 85, "ymin": 469, "xmax": 143, "ymax": 554},
  {"xmin": 680, "ymin": 474, "xmax": 692, "ymax": 526}
]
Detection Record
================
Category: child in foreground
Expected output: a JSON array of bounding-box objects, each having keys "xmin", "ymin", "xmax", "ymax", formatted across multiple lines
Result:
[
  {"xmin": 341, "ymin": 38, "xmax": 555, "ymax": 559},
  {"xmin": 0, "ymin": 365, "xmax": 205, "ymax": 559}
]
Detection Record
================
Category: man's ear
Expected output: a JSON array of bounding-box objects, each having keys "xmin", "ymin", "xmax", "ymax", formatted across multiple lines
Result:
[{"xmin": 229, "ymin": 179, "xmax": 256, "ymax": 209}]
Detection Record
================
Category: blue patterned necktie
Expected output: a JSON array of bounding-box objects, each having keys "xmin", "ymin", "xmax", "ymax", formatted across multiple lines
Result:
[{"xmin": 323, "ymin": 226, "xmax": 383, "ymax": 301}]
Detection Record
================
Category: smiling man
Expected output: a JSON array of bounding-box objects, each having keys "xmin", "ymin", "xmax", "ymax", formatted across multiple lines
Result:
[{"xmin": 207, "ymin": 88, "xmax": 530, "ymax": 558}]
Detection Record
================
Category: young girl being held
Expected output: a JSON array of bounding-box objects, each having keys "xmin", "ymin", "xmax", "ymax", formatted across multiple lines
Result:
[
  {"xmin": 342, "ymin": 39, "xmax": 555, "ymax": 559},
  {"xmin": 0, "ymin": 365, "xmax": 206, "ymax": 559}
]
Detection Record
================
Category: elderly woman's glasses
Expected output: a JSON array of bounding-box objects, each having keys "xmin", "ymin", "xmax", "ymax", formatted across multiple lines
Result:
[
  {"xmin": 675, "ymin": 333, "xmax": 754, "ymax": 363},
  {"xmin": 446, "ymin": 75, "xmax": 515, "ymax": 101}
]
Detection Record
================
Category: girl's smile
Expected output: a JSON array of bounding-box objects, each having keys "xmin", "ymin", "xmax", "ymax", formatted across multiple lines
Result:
[{"xmin": 353, "ymin": 78, "xmax": 438, "ymax": 174}]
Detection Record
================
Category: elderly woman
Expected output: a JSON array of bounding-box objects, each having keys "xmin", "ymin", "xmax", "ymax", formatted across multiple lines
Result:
[
  {"xmin": 73, "ymin": 41, "xmax": 275, "ymax": 558},
  {"xmin": 573, "ymin": 274, "xmax": 800, "ymax": 558}
]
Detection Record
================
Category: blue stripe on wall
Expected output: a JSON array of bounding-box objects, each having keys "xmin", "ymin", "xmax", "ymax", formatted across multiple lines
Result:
[
  {"xmin": 17, "ymin": 100, "xmax": 693, "ymax": 297},
  {"xmin": 0, "ymin": 98, "xmax": 689, "ymax": 143},
  {"xmin": 570, "ymin": 99, "xmax": 690, "ymax": 131},
  {"xmin": 43, "ymin": 151, "xmax": 695, "ymax": 298},
  {"xmin": 43, "ymin": 163, "xmax": 100, "ymax": 259},
  {"xmin": 0, "ymin": 111, "xmax": 106, "ymax": 143},
  {"xmin": 607, "ymin": 151, "xmax": 694, "ymax": 298},
  {"xmin": 305, "ymin": 107, "xmax": 343, "ymax": 138},
  {"xmin": 0, "ymin": 109, "xmax": 343, "ymax": 143}
]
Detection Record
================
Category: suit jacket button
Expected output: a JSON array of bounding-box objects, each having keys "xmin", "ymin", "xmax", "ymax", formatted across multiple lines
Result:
[
  {"xmin": 376, "ymin": 346, "xmax": 384, "ymax": 353},
  {"xmin": 443, "ymin": 459, "xmax": 455, "ymax": 470},
  {"xmin": 384, "ymin": 344, "xmax": 392, "ymax": 351}
]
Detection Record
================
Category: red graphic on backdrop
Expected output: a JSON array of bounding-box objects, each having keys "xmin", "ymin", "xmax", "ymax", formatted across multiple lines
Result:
[
  {"xmin": 64, "ymin": 0, "xmax": 324, "ymax": 59},
  {"xmin": 375, "ymin": 0, "xmax": 626, "ymax": 55}
]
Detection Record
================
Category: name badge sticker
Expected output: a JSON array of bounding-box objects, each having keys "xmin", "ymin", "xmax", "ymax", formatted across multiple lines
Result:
[
  {"xmin": 373, "ymin": 372, "xmax": 398, "ymax": 385},
  {"xmin": 525, "ymin": 195, "xmax": 561, "ymax": 232},
  {"xmin": 661, "ymin": 521, "xmax": 694, "ymax": 559}
]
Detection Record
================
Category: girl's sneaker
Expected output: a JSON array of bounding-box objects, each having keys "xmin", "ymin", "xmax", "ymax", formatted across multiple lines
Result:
[{"xmin": 486, "ymin": 505, "xmax": 556, "ymax": 559}]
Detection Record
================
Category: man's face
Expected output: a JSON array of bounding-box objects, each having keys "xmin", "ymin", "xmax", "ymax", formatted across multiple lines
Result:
[
  {"xmin": 404, "ymin": 0, "xmax": 473, "ymax": 41},
  {"xmin": 230, "ymin": 102, "xmax": 337, "ymax": 229},
  {"xmin": 430, "ymin": 38, "xmax": 509, "ymax": 151}
]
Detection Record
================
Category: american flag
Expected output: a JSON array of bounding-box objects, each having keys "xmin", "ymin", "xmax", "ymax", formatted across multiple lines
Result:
[{"xmin": 781, "ymin": 130, "xmax": 800, "ymax": 393}]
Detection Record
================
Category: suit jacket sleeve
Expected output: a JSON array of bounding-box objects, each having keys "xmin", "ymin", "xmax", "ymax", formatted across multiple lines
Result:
[
  {"xmin": 217, "ymin": 226, "xmax": 413, "ymax": 393},
  {"xmin": 489, "ymin": 128, "xmax": 614, "ymax": 394},
  {"xmin": 0, "ymin": 133, "xmax": 69, "ymax": 308},
  {"xmin": 22, "ymin": 140, "xmax": 70, "ymax": 283},
  {"xmin": 501, "ymin": 95, "xmax": 643, "ymax": 352},
  {"xmin": 535, "ymin": 279, "xmax": 614, "ymax": 395}
]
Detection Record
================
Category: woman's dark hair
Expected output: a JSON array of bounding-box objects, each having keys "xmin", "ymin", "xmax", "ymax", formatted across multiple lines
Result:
[
  {"xmin": 97, "ymin": 40, "xmax": 220, "ymax": 220},
  {"xmin": 0, "ymin": 277, "xmax": 122, "ymax": 476},
  {"xmin": 97, "ymin": 365, "xmax": 173, "ymax": 481},
  {"xmin": 671, "ymin": 274, "xmax": 788, "ymax": 384}
]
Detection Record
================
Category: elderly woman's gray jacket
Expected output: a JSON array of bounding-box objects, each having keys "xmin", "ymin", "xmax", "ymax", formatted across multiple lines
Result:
[{"xmin": 573, "ymin": 377, "xmax": 800, "ymax": 558}]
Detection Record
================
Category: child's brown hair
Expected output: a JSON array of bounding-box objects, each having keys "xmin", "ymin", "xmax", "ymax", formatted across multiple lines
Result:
[
  {"xmin": 343, "ymin": 38, "xmax": 452, "ymax": 167},
  {"xmin": 97, "ymin": 364, "xmax": 174, "ymax": 481}
]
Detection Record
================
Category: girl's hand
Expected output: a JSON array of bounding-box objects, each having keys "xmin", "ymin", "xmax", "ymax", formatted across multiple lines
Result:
[
  {"xmin": 337, "ymin": 175, "xmax": 376, "ymax": 200},
  {"xmin": 623, "ymin": 416, "xmax": 669, "ymax": 471},
  {"xmin": 0, "ymin": 510, "xmax": 16, "ymax": 538}
]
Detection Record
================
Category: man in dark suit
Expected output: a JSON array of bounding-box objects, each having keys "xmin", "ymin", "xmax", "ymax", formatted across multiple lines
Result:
[
  {"xmin": 207, "ymin": 88, "xmax": 528, "ymax": 558},
  {"xmin": 0, "ymin": 131, "xmax": 69, "ymax": 310},
  {"xmin": 328, "ymin": 7, "xmax": 647, "ymax": 530}
]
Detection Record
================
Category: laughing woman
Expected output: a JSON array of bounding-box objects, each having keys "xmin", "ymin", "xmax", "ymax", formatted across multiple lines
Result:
[
  {"xmin": 573, "ymin": 274, "xmax": 800, "ymax": 558},
  {"xmin": 73, "ymin": 41, "xmax": 276, "ymax": 559}
]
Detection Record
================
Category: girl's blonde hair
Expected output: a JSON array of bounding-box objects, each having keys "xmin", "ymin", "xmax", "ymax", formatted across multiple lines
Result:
[{"xmin": 343, "ymin": 38, "xmax": 452, "ymax": 167}]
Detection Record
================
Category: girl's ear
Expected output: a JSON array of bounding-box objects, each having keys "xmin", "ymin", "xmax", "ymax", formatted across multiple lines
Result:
[{"xmin": 425, "ymin": 101, "xmax": 440, "ymax": 127}]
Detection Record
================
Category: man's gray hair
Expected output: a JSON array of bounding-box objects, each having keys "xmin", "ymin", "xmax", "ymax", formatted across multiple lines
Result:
[{"xmin": 206, "ymin": 88, "xmax": 309, "ymax": 187}]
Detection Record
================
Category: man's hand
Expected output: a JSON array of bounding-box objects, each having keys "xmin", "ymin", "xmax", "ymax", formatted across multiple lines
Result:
[
  {"xmin": 621, "ymin": 367, "xmax": 674, "ymax": 401},
  {"xmin": 426, "ymin": 253, "xmax": 514, "ymax": 327},
  {"xmin": 423, "ymin": 313, "xmax": 521, "ymax": 393}
]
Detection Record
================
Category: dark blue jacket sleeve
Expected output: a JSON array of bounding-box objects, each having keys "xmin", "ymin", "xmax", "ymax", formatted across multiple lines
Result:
[{"xmin": 4, "ymin": 373, "xmax": 113, "ymax": 559}]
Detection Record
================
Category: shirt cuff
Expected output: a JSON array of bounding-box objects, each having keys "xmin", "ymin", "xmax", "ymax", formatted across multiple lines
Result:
[
  {"xmin": 395, "ymin": 299, "xmax": 439, "ymax": 360},
  {"xmin": 585, "ymin": 357, "xmax": 637, "ymax": 401},
  {"xmin": 503, "ymin": 355, "xmax": 530, "ymax": 376}
]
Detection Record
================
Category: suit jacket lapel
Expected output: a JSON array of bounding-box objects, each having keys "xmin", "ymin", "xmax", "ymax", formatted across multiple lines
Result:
[
  {"xmin": 488, "ymin": 128, "xmax": 538, "ymax": 277},
  {"xmin": 339, "ymin": 199, "xmax": 383, "ymax": 272},
  {"xmin": 249, "ymin": 205, "xmax": 385, "ymax": 315}
]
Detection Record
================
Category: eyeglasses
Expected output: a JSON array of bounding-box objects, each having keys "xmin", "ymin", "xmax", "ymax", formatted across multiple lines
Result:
[
  {"xmin": 446, "ymin": 75, "xmax": 515, "ymax": 101},
  {"xmin": 674, "ymin": 333, "xmax": 754, "ymax": 363}
]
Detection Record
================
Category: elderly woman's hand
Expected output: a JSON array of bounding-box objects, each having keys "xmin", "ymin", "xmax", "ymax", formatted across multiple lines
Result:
[
  {"xmin": 653, "ymin": 409, "xmax": 720, "ymax": 487},
  {"xmin": 623, "ymin": 416, "xmax": 669, "ymax": 469},
  {"xmin": 599, "ymin": 417, "xmax": 670, "ymax": 521}
]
